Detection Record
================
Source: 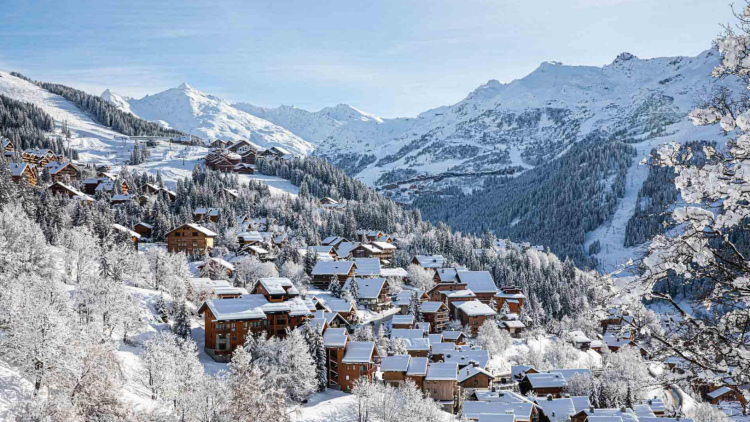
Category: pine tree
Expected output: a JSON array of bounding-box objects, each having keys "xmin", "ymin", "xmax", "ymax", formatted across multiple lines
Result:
[
  {"xmin": 327, "ymin": 276, "xmax": 341, "ymax": 298},
  {"xmin": 156, "ymin": 294, "xmax": 169, "ymax": 323},
  {"xmin": 348, "ymin": 278, "xmax": 360, "ymax": 302},
  {"xmin": 172, "ymin": 300, "xmax": 191, "ymax": 340},
  {"xmin": 409, "ymin": 290, "xmax": 422, "ymax": 322}
]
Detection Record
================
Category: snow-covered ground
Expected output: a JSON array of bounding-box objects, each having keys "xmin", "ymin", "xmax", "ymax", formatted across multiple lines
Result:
[{"xmin": 290, "ymin": 389, "xmax": 357, "ymax": 422}]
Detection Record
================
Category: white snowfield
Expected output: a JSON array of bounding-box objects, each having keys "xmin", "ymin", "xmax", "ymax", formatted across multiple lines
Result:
[{"xmin": 0, "ymin": 72, "xmax": 298, "ymax": 196}]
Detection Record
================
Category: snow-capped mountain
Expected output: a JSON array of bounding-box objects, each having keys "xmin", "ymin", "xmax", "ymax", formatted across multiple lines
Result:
[
  {"xmin": 236, "ymin": 49, "xmax": 740, "ymax": 193},
  {"xmin": 100, "ymin": 83, "xmax": 314, "ymax": 156}
]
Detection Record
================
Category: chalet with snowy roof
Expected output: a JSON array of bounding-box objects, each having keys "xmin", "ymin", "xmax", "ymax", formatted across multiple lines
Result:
[
  {"xmin": 339, "ymin": 341, "xmax": 379, "ymax": 392},
  {"xmin": 239, "ymin": 244, "xmax": 270, "ymax": 261},
  {"xmin": 250, "ymin": 277, "xmax": 300, "ymax": 302},
  {"xmin": 345, "ymin": 278, "xmax": 390, "ymax": 311},
  {"xmin": 2, "ymin": 137, "xmax": 13, "ymax": 156},
  {"xmin": 434, "ymin": 267, "xmax": 467, "ymax": 283},
  {"xmin": 210, "ymin": 139, "xmax": 228, "ymax": 149},
  {"xmin": 9, "ymin": 162, "xmax": 37, "ymax": 186},
  {"xmin": 194, "ymin": 207, "xmax": 220, "ymax": 222},
  {"xmin": 456, "ymin": 300, "xmax": 497, "ymax": 335},
  {"xmin": 380, "ymin": 266, "xmax": 408, "ymax": 280},
  {"xmin": 352, "ymin": 257, "xmax": 381, "ymax": 277},
  {"xmin": 238, "ymin": 148, "xmax": 257, "ymax": 165},
  {"xmin": 133, "ymin": 222, "xmax": 153, "ymax": 238},
  {"xmin": 44, "ymin": 161, "xmax": 80, "ymax": 182},
  {"xmin": 381, "ymin": 355, "xmax": 412, "ymax": 386},
  {"xmin": 534, "ymin": 397, "xmax": 577, "ymax": 422},
  {"xmin": 109, "ymin": 194, "xmax": 133, "ymax": 205},
  {"xmin": 237, "ymin": 230, "xmax": 264, "ymax": 247},
  {"xmin": 370, "ymin": 241, "xmax": 396, "ymax": 264},
  {"xmin": 198, "ymin": 294, "xmax": 313, "ymax": 361},
  {"xmin": 442, "ymin": 347, "xmax": 490, "ymax": 369},
  {"xmin": 442, "ymin": 289, "xmax": 477, "ymax": 312},
  {"xmin": 520, "ymin": 373, "xmax": 567, "ymax": 397},
  {"xmin": 567, "ymin": 330, "xmax": 593, "ymax": 350},
  {"xmin": 499, "ymin": 318, "xmax": 527, "ymax": 337},
  {"xmin": 705, "ymin": 386, "xmax": 747, "ymax": 406},
  {"xmin": 205, "ymin": 149, "xmax": 241, "ymax": 172},
  {"xmin": 305, "ymin": 245, "xmax": 338, "ymax": 261},
  {"xmin": 441, "ymin": 330, "xmax": 466, "ymax": 344},
  {"xmin": 458, "ymin": 363, "xmax": 494, "ymax": 389},
  {"xmin": 412, "ymin": 254, "xmax": 445, "ymax": 270},
  {"xmin": 322, "ymin": 328, "xmax": 349, "ymax": 389},
  {"xmin": 166, "ymin": 223, "xmax": 217, "ymax": 254},
  {"xmin": 312, "ymin": 310, "xmax": 350, "ymax": 329},
  {"xmin": 425, "ymin": 362, "xmax": 461, "ymax": 412},
  {"xmin": 227, "ymin": 140, "xmax": 258, "ymax": 154},
  {"xmin": 159, "ymin": 187, "xmax": 176, "ymax": 201},
  {"xmin": 420, "ymin": 301, "xmax": 450, "ymax": 333},
  {"xmin": 233, "ymin": 163, "xmax": 255, "ymax": 174},
  {"xmin": 470, "ymin": 389, "xmax": 531, "ymax": 403},
  {"xmin": 391, "ymin": 314, "xmax": 415, "ymax": 329},
  {"xmin": 142, "ymin": 183, "xmax": 160, "ymax": 195},
  {"xmin": 320, "ymin": 197, "xmax": 345, "ymax": 211},
  {"xmin": 320, "ymin": 298, "xmax": 358, "ymax": 323},
  {"xmin": 463, "ymin": 402, "xmax": 537, "ymax": 422},
  {"xmin": 48, "ymin": 182, "xmax": 94, "ymax": 202},
  {"xmin": 455, "ymin": 270, "xmax": 497, "ymax": 304},
  {"xmin": 495, "ymin": 286, "xmax": 526, "ymax": 314},
  {"xmin": 83, "ymin": 177, "xmax": 130, "ymax": 195},
  {"xmin": 22, "ymin": 148, "xmax": 60, "ymax": 167},
  {"xmin": 188, "ymin": 278, "xmax": 247, "ymax": 300},
  {"xmin": 311, "ymin": 261, "xmax": 357, "ymax": 287}
]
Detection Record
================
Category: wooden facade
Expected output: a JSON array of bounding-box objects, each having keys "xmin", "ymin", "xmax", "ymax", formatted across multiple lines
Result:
[
  {"xmin": 46, "ymin": 162, "xmax": 81, "ymax": 182},
  {"xmin": 9, "ymin": 163, "xmax": 37, "ymax": 186},
  {"xmin": 134, "ymin": 222, "xmax": 153, "ymax": 238},
  {"xmin": 166, "ymin": 223, "xmax": 217, "ymax": 254},
  {"xmin": 421, "ymin": 302, "xmax": 450, "ymax": 333}
]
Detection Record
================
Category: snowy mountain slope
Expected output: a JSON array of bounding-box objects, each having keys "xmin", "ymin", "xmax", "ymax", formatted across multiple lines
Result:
[
  {"xmin": 102, "ymin": 84, "xmax": 314, "ymax": 156},
  {"xmin": 100, "ymin": 89, "xmax": 136, "ymax": 116},
  {"xmin": 235, "ymin": 50, "xmax": 741, "ymax": 195},
  {"xmin": 0, "ymin": 72, "xmax": 299, "ymax": 196}
]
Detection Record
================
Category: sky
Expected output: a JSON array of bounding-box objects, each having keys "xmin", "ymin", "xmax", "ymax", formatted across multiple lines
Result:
[{"xmin": 0, "ymin": 0, "xmax": 733, "ymax": 118}]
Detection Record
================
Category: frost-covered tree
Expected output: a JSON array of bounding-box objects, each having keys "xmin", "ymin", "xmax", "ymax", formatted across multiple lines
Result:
[
  {"xmin": 407, "ymin": 264, "xmax": 435, "ymax": 291},
  {"xmin": 638, "ymin": 4, "xmax": 750, "ymax": 390},
  {"xmin": 476, "ymin": 320, "xmax": 511, "ymax": 357},
  {"xmin": 172, "ymin": 299, "xmax": 191, "ymax": 340},
  {"xmin": 228, "ymin": 347, "xmax": 290, "ymax": 422},
  {"xmin": 234, "ymin": 256, "xmax": 278, "ymax": 288}
]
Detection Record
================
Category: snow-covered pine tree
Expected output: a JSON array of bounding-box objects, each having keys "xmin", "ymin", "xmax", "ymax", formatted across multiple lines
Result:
[
  {"xmin": 327, "ymin": 276, "xmax": 341, "ymax": 298},
  {"xmin": 172, "ymin": 300, "xmax": 191, "ymax": 340},
  {"xmin": 156, "ymin": 294, "xmax": 169, "ymax": 323}
]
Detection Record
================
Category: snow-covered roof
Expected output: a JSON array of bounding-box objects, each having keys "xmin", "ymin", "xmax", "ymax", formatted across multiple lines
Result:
[
  {"xmin": 632, "ymin": 405, "xmax": 655, "ymax": 418},
  {"xmin": 111, "ymin": 223, "xmax": 141, "ymax": 239},
  {"xmin": 9, "ymin": 162, "xmax": 31, "ymax": 176},
  {"xmin": 525, "ymin": 373, "xmax": 567, "ymax": 389},
  {"xmin": 380, "ymin": 267, "xmax": 408, "ymax": 278},
  {"xmin": 416, "ymin": 322, "xmax": 430, "ymax": 333},
  {"xmin": 457, "ymin": 300, "xmax": 497, "ymax": 317},
  {"xmin": 501, "ymin": 320, "xmax": 526, "ymax": 329},
  {"xmin": 391, "ymin": 315, "xmax": 415, "ymax": 326},
  {"xmin": 380, "ymin": 355, "xmax": 410, "ymax": 372},
  {"xmin": 335, "ymin": 242, "xmax": 360, "ymax": 257},
  {"xmin": 312, "ymin": 261, "xmax": 355, "ymax": 275},
  {"xmin": 214, "ymin": 286, "xmax": 248, "ymax": 296},
  {"xmin": 406, "ymin": 357, "xmax": 429, "ymax": 376},
  {"xmin": 578, "ymin": 409, "xmax": 638, "ymax": 422},
  {"xmin": 244, "ymin": 245, "xmax": 269, "ymax": 254},
  {"xmin": 457, "ymin": 270, "xmax": 497, "ymax": 293},
  {"xmin": 443, "ymin": 349, "xmax": 490, "ymax": 369},
  {"xmin": 570, "ymin": 397, "xmax": 591, "ymax": 414},
  {"xmin": 257, "ymin": 277, "xmax": 296, "ymax": 296},
  {"xmin": 45, "ymin": 161, "xmax": 75, "ymax": 175},
  {"xmin": 586, "ymin": 417, "xmax": 623, "ymax": 422},
  {"xmin": 203, "ymin": 257, "xmax": 236, "ymax": 271},
  {"xmin": 707, "ymin": 386, "xmax": 735, "ymax": 398},
  {"xmin": 200, "ymin": 294, "xmax": 311, "ymax": 321},
  {"xmin": 390, "ymin": 328, "xmax": 425, "ymax": 340},
  {"xmin": 435, "ymin": 267, "xmax": 462, "ymax": 283},
  {"xmin": 326, "ymin": 298, "xmax": 356, "ymax": 313},
  {"xmin": 431, "ymin": 343, "xmax": 457, "ymax": 356},
  {"xmin": 463, "ymin": 402, "xmax": 534, "ymax": 421},
  {"xmin": 443, "ymin": 289, "xmax": 476, "ymax": 299},
  {"xmin": 321, "ymin": 236, "xmax": 347, "ymax": 246},
  {"xmin": 413, "ymin": 254, "xmax": 444, "ymax": 268},
  {"xmin": 371, "ymin": 241, "xmax": 396, "ymax": 250},
  {"xmin": 496, "ymin": 291, "xmax": 526, "ymax": 299},
  {"xmin": 402, "ymin": 338, "xmax": 430, "ymax": 352},
  {"xmin": 644, "ymin": 398, "xmax": 666, "ymax": 413},
  {"xmin": 111, "ymin": 194, "xmax": 133, "ymax": 201},
  {"xmin": 474, "ymin": 390, "xmax": 531, "ymax": 403},
  {"xmin": 342, "ymin": 341, "xmax": 375, "ymax": 363},
  {"xmin": 567, "ymin": 330, "xmax": 592, "ymax": 344},
  {"xmin": 323, "ymin": 328, "xmax": 348, "ymax": 348},
  {"xmin": 428, "ymin": 333, "xmax": 443, "ymax": 343},
  {"xmin": 425, "ymin": 362, "xmax": 458, "ymax": 381},
  {"xmin": 169, "ymin": 223, "xmax": 218, "ymax": 237},
  {"xmin": 458, "ymin": 365, "xmax": 494, "ymax": 382},
  {"xmin": 639, "ymin": 418, "xmax": 693, "ymax": 422},
  {"xmin": 548, "ymin": 368, "xmax": 592, "ymax": 381},
  {"xmin": 477, "ymin": 415, "xmax": 516, "ymax": 422},
  {"xmin": 441, "ymin": 331, "xmax": 464, "ymax": 341},
  {"xmin": 344, "ymin": 278, "xmax": 386, "ymax": 300},
  {"xmin": 534, "ymin": 398, "xmax": 576, "ymax": 422},
  {"xmin": 420, "ymin": 301, "xmax": 447, "ymax": 313},
  {"xmin": 352, "ymin": 258, "xmax": 381, "ymax": 276}
]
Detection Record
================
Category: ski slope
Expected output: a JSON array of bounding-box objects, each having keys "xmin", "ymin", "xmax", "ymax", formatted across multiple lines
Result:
[{"xmin": 0, "ymin": 72, "xmax": 297, "ymax": 196}]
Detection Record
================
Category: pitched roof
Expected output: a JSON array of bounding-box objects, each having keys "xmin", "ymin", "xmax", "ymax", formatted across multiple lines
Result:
[
  {"xmin": 380, "ymin": 355, "xmax": 411, "ymax": 372},
  {"xmin": 344, "ymin": 278, "xmax": 386, "ymax": 300},
  {"xmin": 199, "ymin": 294, "xmax": 312, "ymax": 321},
  {"xmin": 390, "ymin": 328, "xmax": 425, "ymax": 340},
  {"xmin": 335, "ymin": 241, "xmax": 361, "ymax": 257},
  {"xmin": 9, "ymin": 162, "xmax": 31, "ymax": 176},
  {"xmin": 444, "ymin": 289, "xmax": 476, "ymax": 299},
  {"xmin": 45, "ymin": 161, "xmax": 76, "ymax": 175},
  {"xmin": 380, "ymin": 267, "xmax": 408, "ymax": 278},
  {"xmin": 463, "ymin": 402, "xmax": 535, "ymax": 421},
  {"xmin": 406, "ymin": 357, "xmax": 429, "ymax": 376},
  {"xmin": 352, "ymin": 258, "xmax": 381, "ymax": 276},
  {"xmin": 534, "ymin": 398, "xmax": 576, "ymax": 422},
  {"xmin": 311, "ymin": 261, "xmax": 355, "ymax": 276},
  {"xmin": 342, "ymin": 341, "xmax": 375, "ymax": 363},
  {"xmin": 323, "ymin": 328, "xmax": 348, "ymax": 348},
  {"xmin": 435, "ymin": 267, "xmax": 461, "ymax": 283},
  {"xmin": 168, "ymin": 223, "xmax": 218, "ymax": 237},
  {"xmin": 458, "ymin": 365, "xmax": 494, "ymax": 382},
  {"xmin": 402, "ymin": 337, "xmax": 431, "ymax": 352},
  {"xmin": 443, "ymin": 349, "xmax": 490, "ymax": 369},
  {"xmin": 238, "ymin": 231, "xmax": 264, "ymax": 242},
  {"xmin": 257, "ymin": 277, "xmax": 296, "ymax": 296},
  {"xmin": 474, "ymin": 390, "xmax": 532, "ymax": 403},
  {"xmin": 525, "ymin": 373, "xmax": 567, "ymax": 389},
  {"xmin": 391, "ymin": 315, "xmax": 415, "ymax": 326},
  {"xmin": 425, "ymin": 362, "xmax": 458, "ymax": 381},
  {"xmin": 371, "ymin": 241, "xmax": 396, "ymax": 250},
  {"xmin": 413, "ymin": 254, "xmax": 444, "ymax": 268},
  {"xmin": 111, "ymin": 223, "xmax": 141, "ymax": 239},
  {"xmin": 325, "ymin": 298, "xmax": 356, "ymax": 313},
  {"xmin": 457, "ymin": 270, "xmax": 497, "ymax": 293},
  {"xmin": 457, "ymin": 300, "xmax": 497, "ymax": 317},
  {"xmin": 441, "ymin": 331, "xmax": 464, "ymax": 341}
]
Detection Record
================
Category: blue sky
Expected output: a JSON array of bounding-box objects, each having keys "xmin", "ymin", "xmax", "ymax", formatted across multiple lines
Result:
[{"xmin": 0, "ymin": 0, "xmax": 731, "ymax": 117}]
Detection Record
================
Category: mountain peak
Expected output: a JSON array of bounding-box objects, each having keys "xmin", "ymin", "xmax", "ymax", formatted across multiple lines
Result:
[
  {"xmin": 612, "ymin": 52, "xmax": 637, "ymax": 65},
  {"xmin": 177, "ymin": 82, "xmax": 192, "ymax": 90}
]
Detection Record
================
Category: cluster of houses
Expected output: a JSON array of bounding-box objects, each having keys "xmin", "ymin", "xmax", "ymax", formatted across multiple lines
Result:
[
  {"xmin": 6, "ymin": 141, "xmax": 81, "ymax": 187},
  {"xmin": 204, "ymin": 140, "xmax": 293, "ymax": 174}
]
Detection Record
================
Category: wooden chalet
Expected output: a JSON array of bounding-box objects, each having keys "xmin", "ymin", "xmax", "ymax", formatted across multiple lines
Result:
[
  {"xmin": 249, "ymin": 277, "xmax": 300, "ymax": 302},
  {"xmin": 48, "ymin": 182, "xmax": 93, "ymax": 202},
  {"xmin": 210, "ymin": 139, "xmax": 228, "ymax": 149},
  {"xmin": 227, "ymin": 140, "xmax": 257, "ymax": 154},
  {"xmin": 9, "ymin": 162, "xmax": 37, "ymax": 186},
  {"xmin": 199, "ymin": 257, "xmax": 236, "ymax": 278},
  {"xmin": 520, "ymin": 372, "xmax": 567, "ymax": 397},
  {"xmin": 345, "ymin": 278, "xmax": 391, "ymax": 311},
  {"xmin": 22, "ymin": 148, "xmax": 60, "ymax": 167},
  {"xmin": 142, "ymin": 183, "xmax": 160, "ymax": 195},
  {"xmin": 323, "ymin": 328, "xmax": 350, "ymax": 389},
  {"xmin": 441, "ymin": 331, "xmax": 466, "ymax": 345},
  {"xmin": 311, "ymin": 261, "xmax": 357, "ymax": 287},
  {"xmin": 2, "ymin": 137, "xmax": 14, "ymax": 157},
  {"xmin": 412, "ymin": 254, "xmax": 445, "ymax": 271},
  {"xmin": 83, "ymin": 177, "xmax": 129, "ymax": 195},
  {"xmin": 381, "ymin": 355, "xmax": 413, "ymax": 386},
  {"xmin": 391, "ymin": 314, "xmax": 415, "ymax": 329},
  {"xmin": 705, "ymin": 386, "xmax": 747, "ymax": 406},
  {"xmin": 45, "ymin": 162, "xmax": 80, "ymax": 182},
  {"xmin": 322, "ymin": 298, "xmax": 358, "ymax": 324},
  {"xmin": 223, "ymin": 188, "xmax": 239, "ymax": 199},
  {"xmin": 495, "ymin": 286, "xmax": 526, "ymax": 314},
  {"xmin": 570, "ymin": 408, "xmax": 637, "ymax": 422},
  {"xmin": 420, "ymin": 301, "xmax": 450, "ymax": 333},
  {"xmin": 321, "ymin": 236, "xmax": 349, "ymax": 248},
  {"xmin": 111, "ymin": 224, "xmax": 141, "ymax": 251},
  {"xmin": 204, "ymin": 149, "xmax": 241, "ymax": 172},
  {"xmin": 198, "ymin": 293, "xmax": 314, "ymax": 362},
  {"xmin": 240, "ymin": 149, "xmax": 257, "ymax": 164},
  {"xmin": 111, "ymin": 194, "xmax": 135, "ymax": 205},
  {"xmin": 428, "ymin": 279, "xmax": 468, "ymax": 302},
  {"xmin": 233, "ymin": 163, "xmax": 255, "ymax": 174},
  {"xmin": 424, "ymin": 362, "xmax": 461, "ymax": 413},
  {"xmin": 456, "ymin": 270, "xmax": 498, "ymax": 305},
  {"xmin": 166, "ymin": 223, "xmax": 218, "ymax": 254},
  {"xmin": 338, "ymin": 341, "xmax": 379, "ymax": 392},
  {"xmin": 456, "ymin": 300, "xmax": 497, "ymax": 336},
  {"xmin": 457, "ymin": 363, "xmax": 494, "ymax": 389},
  {"xmin": 194, "ymin": 207, "xmax": 220, "ymax": 223},
  {"xmin": 133, "ymin": 222, "xmax": 153, "ymax": 238}
]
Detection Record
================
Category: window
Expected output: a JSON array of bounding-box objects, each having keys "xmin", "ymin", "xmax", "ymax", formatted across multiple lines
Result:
[
  {"xmin": 175, "ymin": 232, "xmax": 181, "ymax": 237},
  {"xmin": 193, "ymin": 232, "xmax": 198, "ymax": 236}
]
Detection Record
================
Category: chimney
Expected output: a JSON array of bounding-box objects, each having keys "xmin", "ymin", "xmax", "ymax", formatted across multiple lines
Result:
[
  {"xmin": 620, "ymin": 407, "xmax": 626, "ymax": 413},
  {"xmin": 547, "ymin": 394, "xmax": 554, "ymax": 401},
  {"xmin": 589, "ymin": 407, "xmax": 594, "ymax": 413},
  {"xmin": 506, "ymin": 410, "xmax": 515, "ymax": 415}
]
